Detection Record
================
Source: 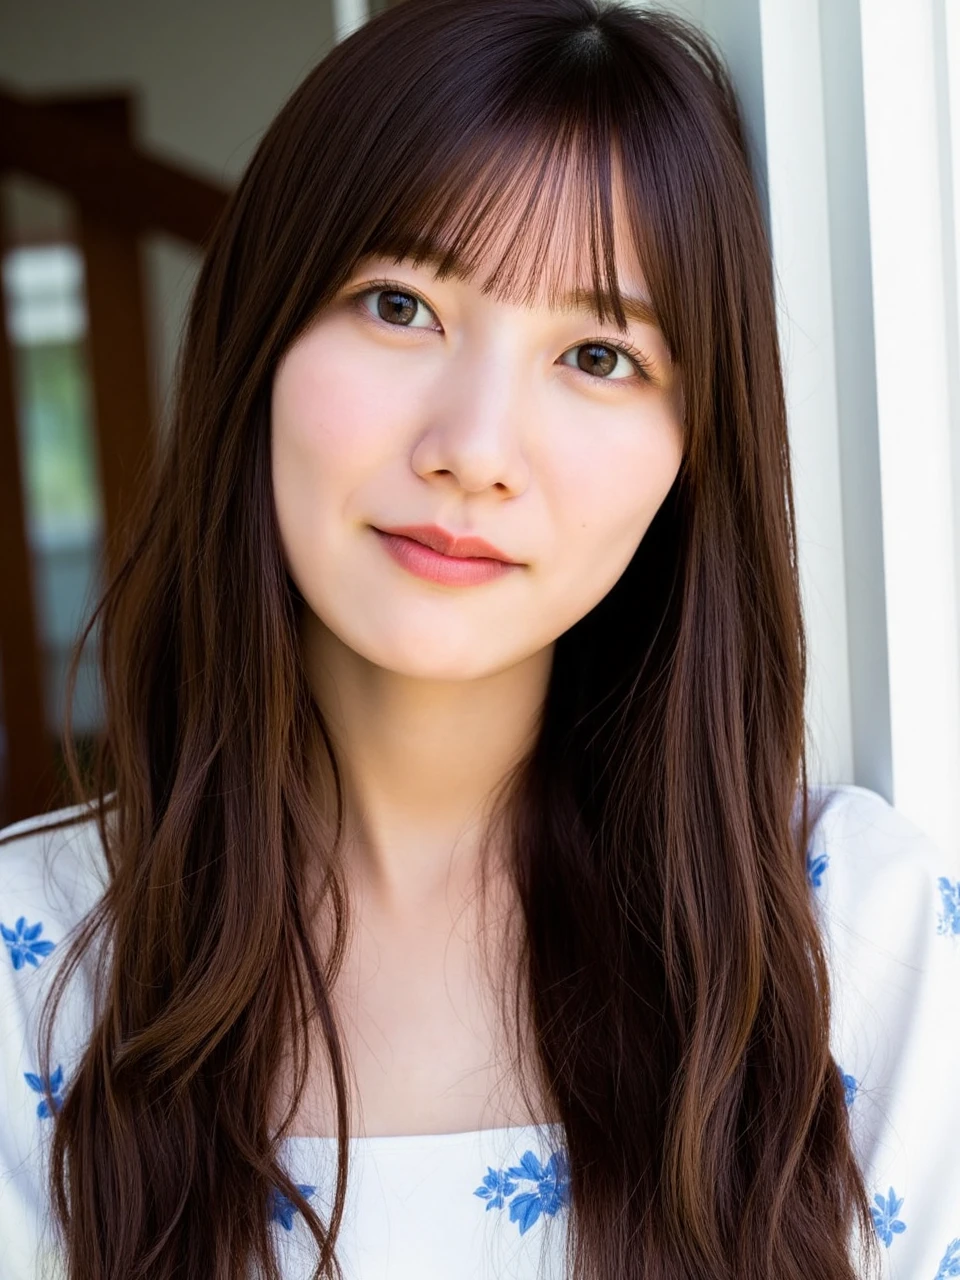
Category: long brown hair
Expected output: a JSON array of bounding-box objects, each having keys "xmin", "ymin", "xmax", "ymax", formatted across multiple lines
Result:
[{"xmin": 6, "ymin": 1, "xmax": 880, "ymax": 1275}]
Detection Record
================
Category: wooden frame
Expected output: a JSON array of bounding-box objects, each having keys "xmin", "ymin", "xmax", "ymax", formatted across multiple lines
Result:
[{"xmin": 0, "ymin": 86, "xmax": 228, "ymax": 822}]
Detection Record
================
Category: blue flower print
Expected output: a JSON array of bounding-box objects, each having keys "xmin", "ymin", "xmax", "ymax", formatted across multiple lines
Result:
[
  {"xmin": 806, "ymin": 849, "xmax": 829, "ymax": 889},
  {"xmin": 267, "ymin": 1182, "xmax": 316, "ymax": 1231},
  {"xmin": 475, "ymin": 1148, "xmax": 570, "ymax": 1236},
  {"xmin": 934, "ymin": 1237, "xmax": 960, "ymax": 1278},
  {"xmin": 2, "ymin": 916, "xmax": 56, "ymax": 970},
  {"xmin": 870, "ymin": 1187, "xmax": 907, "ymax": 1247},
  {"xmin": 839, "ymin": 1069, "xmax": 858, "ymax": 1108},
  {"xmin": 475, "ymin": 1166, "xmax": 519, "ymax": 1211},
  {"xmin": 936, "ymin": 878, "xmax": 960, "ymax": 936},
  {"xmin": 24, "ymin": 1064, "xmax": 65, "ymax": 1118},
  {"xmin": 507, "ymin": 1150, "xmax": 570, "ymax": 1234}
]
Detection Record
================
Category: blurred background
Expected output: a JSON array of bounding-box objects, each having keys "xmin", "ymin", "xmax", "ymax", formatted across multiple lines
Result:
[{"xmin": 0, "ymin": 0, "xmax": 958, "ymax": 856}]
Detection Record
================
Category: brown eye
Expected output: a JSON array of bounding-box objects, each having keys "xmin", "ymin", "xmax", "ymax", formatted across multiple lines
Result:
[
  {"xmin": 576, "ymin": 344, "xmax": 619, "ymax": 377},
  {"xmin": 353, "ymin": 283, "xmax": 438, "ymax": 330},
  {"xmin": 560, "ymin": 338, "xmax": 654, "ymax": 384},
  {"xmin": 352, "ymin": 278, "xmax": 656, "ymax": 384},
  {"xmin": 374, "ymin": 289, "xmax": 420, "ymax": 325}
]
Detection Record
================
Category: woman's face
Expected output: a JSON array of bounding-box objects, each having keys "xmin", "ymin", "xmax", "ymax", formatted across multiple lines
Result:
[{"xmin": 271, "ymin": 189, "xmax": 685, "ymax": 682}]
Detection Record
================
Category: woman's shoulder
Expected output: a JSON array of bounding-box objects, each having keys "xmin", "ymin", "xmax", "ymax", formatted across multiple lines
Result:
[
  {"xmin": 0, "ymin": 798, "xmax": 111, "ymax": 949},
  {"xmin": 801, "ymin": 781, "xmax": 958, "ymax": 1041},
  {"xmin": 802, "ymin": 782, "xmax": 958, "ymax": 936},
  {"xmin": 0, "ymin": 800, "xmax": 110, "ymax": 1277},
  {"xmin": 0, "ymin": 798, "xmax": 109, "ymax": 1049},
  {"xmin": 801, "ymin": 786, "xmax": 960, "ymax": 1272}
]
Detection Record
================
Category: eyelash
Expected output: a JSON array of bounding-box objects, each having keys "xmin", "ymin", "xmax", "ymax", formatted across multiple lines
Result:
[{"xmin": 346, "ymin": 278, "xmax": 657, "ymax": 386}]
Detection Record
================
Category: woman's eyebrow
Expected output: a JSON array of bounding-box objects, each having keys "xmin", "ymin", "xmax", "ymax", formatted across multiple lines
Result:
[
  {"xmin": 369, "ymin": 240, "xmax": 662, "ymax": 335},
  {"xmin": 559, "ymin": 285, "xmax": 660, "ymax": 333}
]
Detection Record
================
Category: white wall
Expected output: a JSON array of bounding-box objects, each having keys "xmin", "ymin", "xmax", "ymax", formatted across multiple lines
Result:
[
  {"xmin": 858, "ymin": 0, "xmax": 960, "ymax": 860},
  {"xmin": 643, "ymin": 0, "xmax": 859, "ymax": 795}
]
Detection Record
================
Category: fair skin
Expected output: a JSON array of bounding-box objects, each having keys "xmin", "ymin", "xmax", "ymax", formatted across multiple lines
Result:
[{"xmin": 269, "ymin": 168, "xmax": 684, "ymax": 1138}]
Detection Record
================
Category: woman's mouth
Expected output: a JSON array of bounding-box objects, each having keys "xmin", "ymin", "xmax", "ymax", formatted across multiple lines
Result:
[{"xmin": 372, "ymin": 529, "xmax": 519, "ymax": 587}]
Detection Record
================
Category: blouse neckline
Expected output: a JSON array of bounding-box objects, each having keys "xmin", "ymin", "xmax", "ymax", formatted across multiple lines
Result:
[{"xmin": 280, "ymin": 1120, "xmax": 561, "ymax": 1155}]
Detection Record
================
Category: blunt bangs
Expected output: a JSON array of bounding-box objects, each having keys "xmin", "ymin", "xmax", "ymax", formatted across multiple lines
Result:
[{"xmin": 329, "ymin": 10, "xmax": 678, "ymax": 342}]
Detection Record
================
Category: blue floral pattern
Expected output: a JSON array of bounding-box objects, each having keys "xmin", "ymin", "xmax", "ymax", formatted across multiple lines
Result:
[
  {"xmin": 806, "ymin": 849, "xmax": 829, "ymax": 889},
  {"xmin": 936, "ymin": 878, "xmax": 960, "ymax": 936},
  {"xmin": 934, "ymin": 1238, "xmax": 960, "ymax": 1278},
  {"xmin": 837, "ymin": 1067, "xmax": 858, "ymax": 1108},
  {"xmin": 870, "ymin": 1187, "xmax": 907, "ymax": 1247},
  {"xmin": 2, "ymin": 917, "xmax": 55, "ymax": 970},
  {"xmin": 267, "ymin": 1183, "xmax": 317, "ymax": 1231},
  {"xmin": 24, "ymin": 1064, "xmax": 65, "ymax": 1118},
  {"xmin": 2, "ymin": 786, "xmax": 959, "ymax": 1275},
  {"xmin": 475, "ymin": 1166, "xmax": 517, "ymax": 1211},
  {"xmin": 475, "ymin": 1148, "xmax": 570, "ymax": 1236}
]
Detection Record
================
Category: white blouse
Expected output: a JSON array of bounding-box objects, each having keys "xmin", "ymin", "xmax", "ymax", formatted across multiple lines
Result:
[{"xmin": 1, "ymin": 783, "xmax": 958, "ymax": 1279}]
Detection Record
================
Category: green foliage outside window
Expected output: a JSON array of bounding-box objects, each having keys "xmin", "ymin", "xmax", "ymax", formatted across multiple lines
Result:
[{"xmin": 14, "ymin": 339, "xmax": 100, "ymax": 533}]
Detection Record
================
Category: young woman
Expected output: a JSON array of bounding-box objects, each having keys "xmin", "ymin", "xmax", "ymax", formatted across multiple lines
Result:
[{"xmin": 1, "ymin": 1, "xmax": 958, "ymax": 1277}]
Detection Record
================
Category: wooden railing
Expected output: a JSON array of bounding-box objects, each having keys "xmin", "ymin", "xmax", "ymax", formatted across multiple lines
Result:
[{"xmin": 0, "ymin": 86, "xmax": 229, "ymax": 824}]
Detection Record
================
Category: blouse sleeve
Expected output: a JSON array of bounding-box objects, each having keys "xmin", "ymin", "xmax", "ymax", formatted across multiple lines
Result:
[
  {"xmin": 807, "ymin": 783, "xmax": 960, "ymax": 1279},
  {"xmin": 0, "ymin": 805, "xmax": 106, "ymax": 1280}
]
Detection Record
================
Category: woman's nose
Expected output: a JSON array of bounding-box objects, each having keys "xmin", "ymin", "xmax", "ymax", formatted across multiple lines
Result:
[{"xmin": 409, "ymin": 341, "xmax": 533, "ymax": 496}]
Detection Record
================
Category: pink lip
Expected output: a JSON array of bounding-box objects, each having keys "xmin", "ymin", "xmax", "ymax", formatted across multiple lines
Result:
[
  {"xmin": 372, "ymin": 525, "xmax": 521, "ymax": 587},
  {"xmin": 375, "ymin": 523, "xmax": 518, "ymax": 562}
]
